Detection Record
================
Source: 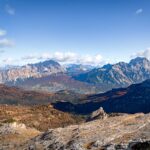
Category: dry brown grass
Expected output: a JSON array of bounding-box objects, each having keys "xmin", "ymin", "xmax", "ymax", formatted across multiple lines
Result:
[{"xmin": 0, "ymin": 104, "xmax": 83, "ymax": 131}]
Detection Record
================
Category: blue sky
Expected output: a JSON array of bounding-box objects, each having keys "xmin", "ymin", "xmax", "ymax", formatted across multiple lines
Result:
[{"xmin": 0, "ymin": 0, "xmax": 150, "ymax": 66}]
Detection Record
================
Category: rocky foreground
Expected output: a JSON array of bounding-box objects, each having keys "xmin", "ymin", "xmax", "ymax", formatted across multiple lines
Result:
[
  {"xmin": 0, "ymin": 122, "xmax": 40, "ymax": 150},
  {"xmin": 0, "ymin": 106, "xmax": 150, "ymax": 150},
  {"xmin": 20, "ymin": 113, "xmax": 150, "ymax": 149}
]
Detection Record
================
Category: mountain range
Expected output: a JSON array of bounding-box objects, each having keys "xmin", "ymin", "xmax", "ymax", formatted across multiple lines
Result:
[
  {"xmin": 1, "ymin": 60, "xmax": 97, "ymax": 94},
  {"xmin": 0, "ymin": 57, "xmax": 150, "ymax": 94},
  {"xmin": 0, "ymin": 84, "xmax": 87, "ymax": 105},
  {"xmin": 74, "ymin": 57, "xmax": 150, "ymax": 92},
  {"xmin": 53, "ymin": 79, "xmax": 150, "ymax": 114},
  {"xmin": 6, "ymin": 73, "xmax": 97, "ymax": 94},
  {"xmin": 0, "ymin": 60, "xmax": 64, "ymax": 83},
  {"xmin": 1, "ymin": 77, "xmax": 150, "ymax": 115},
  {"xmin": 1, "ymin": 58, "xmax": 150, "ymax": 149}
]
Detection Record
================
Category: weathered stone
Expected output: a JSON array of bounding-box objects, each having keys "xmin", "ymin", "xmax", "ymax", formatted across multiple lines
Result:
[{"xmin": 87, "ymin": 107, "xmax": 108, "ymax": 121}]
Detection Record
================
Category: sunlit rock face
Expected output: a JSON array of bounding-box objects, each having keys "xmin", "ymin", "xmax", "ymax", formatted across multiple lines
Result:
[
  {"xmin": 87, "ymin": 107, "xmax": 108, "ymax": 121},
  {"xmin": 74, "ymin": 57, "xmax": 150, "ymax": 92},
  {"xmin": 0, "ymin": 60, "xmax": 65, "ymax": 83}
]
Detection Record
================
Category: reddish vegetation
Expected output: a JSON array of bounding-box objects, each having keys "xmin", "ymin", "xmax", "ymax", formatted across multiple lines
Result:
[
  {"xmin": 0, "ymin": 84, "xmax": 86, "ymax": 104},
  {"xmin": 0, "ymin": 104, "xmax": 83, "ymax": 131},
  {"xmin": 0, "ymin": 84, "xmax": 54, "ymax": 105}
]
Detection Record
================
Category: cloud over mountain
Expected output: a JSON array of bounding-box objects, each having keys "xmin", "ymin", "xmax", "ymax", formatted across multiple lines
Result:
[
  {"xmin": 22, "ymin": 52, "xmax": 105, "ymax": 66},
  {"xmin": 131, "ymin": 48, "xmax": 150, "ymax": 60}
]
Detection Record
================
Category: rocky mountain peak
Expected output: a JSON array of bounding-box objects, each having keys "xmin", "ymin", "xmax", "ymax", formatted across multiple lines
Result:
[
  {"xmin": 74, "ymin": 57, "xmax": 150, "ymax": 92},
  {"xmin": 129, "ymin": 57, "xmax": 150, "ymax": 65},
  {"xmin": 102, "ymin": 64, "xmax": 112, "ymax": 70},
  {"xmin": 0, "ymin": 59, "xmax": 65, "ymax": 83},
  {"xmin": 32, "ymin": 59, "xmax": 61, "ymax": 68}
]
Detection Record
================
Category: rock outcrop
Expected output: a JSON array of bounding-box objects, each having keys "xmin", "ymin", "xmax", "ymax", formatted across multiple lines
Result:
[
  {"xmin": 0, "ymin": 122, "xmax": 26, "ymax": 134},
  {"xmin": 0, "ymin": 122, "xmax": 40, "ymax": 150},
  {"xmin": 87, "ymin": 107, "xmax": 108, "ymax": 121},
  {"xmin": 22, "ymin": 113, "xmax": 150, "ymax": 150}
]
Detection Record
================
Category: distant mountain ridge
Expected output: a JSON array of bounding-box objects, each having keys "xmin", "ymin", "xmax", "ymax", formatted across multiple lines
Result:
[
  {"xmin": 1, "ymin": 79, "xmax": 150, "ymax": 114},
  {"xmin": 1, "ymin": 57, "xmax": 150, "ymax": 94},
  {"xmin": 6, "ymin": 73, "xmax": 98, "ymax": 94},
  {"xmin": 0, "ymin": 84, "xmax": 86, "ymax": 105},
  {"xmin": 53, "ymin": 79, "xmax": 150, "ymax": 114},
  {"xmin": 74, "ymin": 57, "xmax": 150, "ymax": 91},
  {"xmin": 0, "ymin": 60, "xmax": 99, "ymax": 94},
  {"xmin": 0, "ymin": 60, "xmax": 65, "ymax": 83}
]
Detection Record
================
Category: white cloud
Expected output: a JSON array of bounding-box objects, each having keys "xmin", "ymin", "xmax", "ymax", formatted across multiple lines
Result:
[
  {"xmin": 0, "ymin": 29, "xmax": 7, "ymax": 36},
  {"xmin": 53, "ymin": 52, "xmax": 78, "ymax": 63},
  {"xmin": 131, "ymin": 48, "xmax": 150, "ymax": 60},
  {"xmin": 5, "ymin": 5, "xmax": 15, "ymax": 15},
  {"xmin": 0, "ymin": 57, "xmax": 22, "ymax": 66},
  {"xmin": 79, "ymin": 54, "xmax": 103, "ymax": 65},
  {"xmin": 0, "ymin": 38, "xmax": 14, "ymax": 48},
  {"xmin": 135, "ymin": 8, "xmax": 143, "ymax": 15},
  {"xmin": 22, "ymin": 54, "xmax": 38, "ymax": 60},
  {"xmin": 22, "ymin": 52, "xmax": 105, "ymax": 66},
  {"xmin": 2, "ymin": 58, "xmax": 16, "ymax": 64}
]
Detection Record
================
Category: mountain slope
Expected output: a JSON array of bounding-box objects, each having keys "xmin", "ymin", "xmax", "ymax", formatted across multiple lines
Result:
[
  {"xmin": 0, "ymin": 105, "xmax": 83, "ymax": 131},
  {"xmin": 53, "ymin": 79, "xmax": 150, "ymax": 114},
  {"xmin": 6, "ymin": 73, "xmax": 98, "ymax": 94},
  {"xmin": 0, "ymin": 104, "xmax": 83, "ymax": 150},
  {"xmin": 22, "ymin": 113, "xmax": 150, "ymax": 150},
  {"xmin": 0, "ymin": 84, "xmax": 88, "ymax": 105},
  {"xmin": 74, "ymin": 57, "xmax": 150, "ymax": 92}
]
